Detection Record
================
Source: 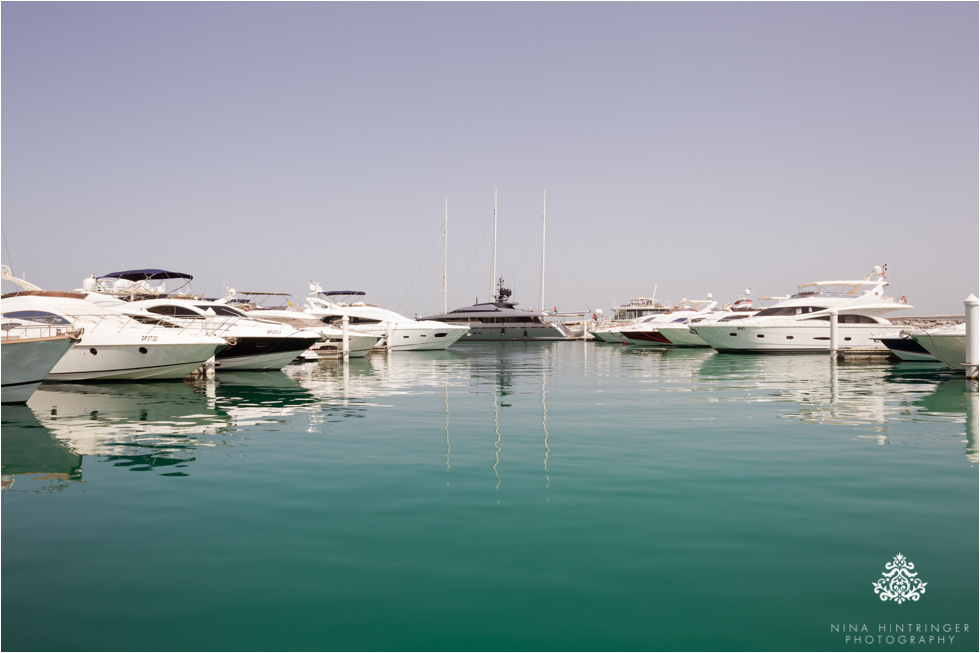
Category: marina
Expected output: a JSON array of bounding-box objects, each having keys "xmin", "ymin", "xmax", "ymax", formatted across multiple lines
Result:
[
  {"xmin": 2, "ymin": 3, "xmax": 978, "ymax": 651},
  {"xmin": 1, "ymin": 342, "xmax": 977, "ymax": 651}
]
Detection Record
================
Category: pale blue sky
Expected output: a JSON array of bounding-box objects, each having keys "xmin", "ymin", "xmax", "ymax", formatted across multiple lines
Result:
[{"xmin": 3, "ymin": 2, "xmax": 977, "ymax": 315}]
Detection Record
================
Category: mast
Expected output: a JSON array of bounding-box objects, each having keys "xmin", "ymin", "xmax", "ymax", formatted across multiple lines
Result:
[
  {"xmin": 443, "ymin": 197, "xmax": 449, "ymax": 313},
  {"xmin": 490, "ymin": 188, "xmax": 498, "ymax": 301},
  {"xmin": 539, "ymin": 191, "xmax": 546, "ymax": 312}
]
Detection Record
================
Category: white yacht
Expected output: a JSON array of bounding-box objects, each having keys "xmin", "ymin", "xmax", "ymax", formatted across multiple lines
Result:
[
  {"xmin": 2, "ymin": 291, "xmax": 229, "ymax": 381},
  {"xmin": 419, "ymin": 278, "xmax": 573, "ymax": 341},
  {"xmin": 305, "ymin": 285, "xmax": 469, "ymax": 351},
  {"xmin": 216, "ymin": 289, "xmax": 381, "ymax": 359},
  {"xmin": 911, "ymin": 324, "xmax": 968, "ymax": 371},
  {"xmin": 656, "ymin": 294, "xmax": 758, "ymax": 347},
  {"xmin": 81, "ymin": 270, "xmax": 323, "ymax": 370},
  {"xmin": 593, "ymin": 301, "xmax": 674, "ymax": 344},
  {"xmin": 618, "ymin": 296, "xmax": 719, "ymax": 346},
  {"xmin": 691, "ymin": 265, "xmax": 912, "ymax": 353},
  {"xmin": 100, "ymin": 297, "xmax": 322, "ymax": 370},
  {"xmin": 1, "ymin": 329, "xmax": 80, "ymax": 403}
]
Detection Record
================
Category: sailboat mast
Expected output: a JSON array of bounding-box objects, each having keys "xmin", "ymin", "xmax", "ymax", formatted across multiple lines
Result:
[
  {"xmin": 540, "ymin": 191, "xmax": 546, "ymax": 312},
  {"xmin": 490, "ymin": 188, "xmax": 498, "ymax": 301},
  {"xmin": 443, "ymin": 198, "xmax": 449, "ymax": 314}
]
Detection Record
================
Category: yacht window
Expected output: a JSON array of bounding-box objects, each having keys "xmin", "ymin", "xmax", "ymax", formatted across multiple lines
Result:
[
  {"xmin": 719, "ymin": 314, "xmax": 751, "ymax": 322},
  {"xmin": 435, "ymin": 333, "xmax": 447, "ymax": 337},
  {"xmin": 755, "ymin": 306, "xmax": 827, "ymax": 317},
  {"xmin": 838, "ymin": 315, "xmax": 877, "ymax": 324},
  {"xmin": 147, "ymin": 305, "xmax": 203, "ymax": 318},
  {"xmin": 129, "ymin": 314, "xmax": 182, "ymax": 328},
  {"xmin": 1, "ymin": 310, "xmax": 71, "ymax": 325},
  {"xmin": 196, "ymin": 305, "xmax": 245, "ymax": 317},
  {"xmin": 803, "ymin": 316, "xmax": 832, "ymax": 322}
]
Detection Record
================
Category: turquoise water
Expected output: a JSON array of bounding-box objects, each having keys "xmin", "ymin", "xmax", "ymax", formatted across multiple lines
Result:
[{"xmin": 2, "ymin": 343, "xmax": 977, "ymax": 652}]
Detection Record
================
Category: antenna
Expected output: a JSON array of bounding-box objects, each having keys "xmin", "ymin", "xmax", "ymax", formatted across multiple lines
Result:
[
  {"xmin": 539, "ymin": 190, "xmax": 546, "ymax": 313},
  {"xmin": 490, "ymin": 188, "xmax": 498, "ymax": 301},
  {"xmin": 443, "ymin": 198, "xmax": 449, "ymax": 313}
]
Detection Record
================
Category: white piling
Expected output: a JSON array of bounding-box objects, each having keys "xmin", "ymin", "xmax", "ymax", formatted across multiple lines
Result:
[
  {"xmin": 341, "ymin": 314, "xmax": 350, "ymax": 361},
  {"xmin": 965, "ymin": 294, "xmax": 979, "ymax": 379},
  {"xmin": 829, "ymin": 309, "xmax": 839, "ymax": 360}
]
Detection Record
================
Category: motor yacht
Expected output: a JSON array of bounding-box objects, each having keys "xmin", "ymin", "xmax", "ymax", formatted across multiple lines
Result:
[
  {"xmin": 419, "ymin": 278, "xmax": 572, "ymax": 341},
  {"xmin": 691, "ymin": 265, "xmax": 912, "ymax": 353},
  {"xmin": 618, "ymin": 295, "xmax": 719, "ymax": 346},
  {"xmin": 305, "ymin": 284, "xmax": 469, "ymax": 351},
  {"xmin": 1, "ymin": 328, "xmax": 80, "ymax": 403},
  {"xmin": 656, "ymin": 294, "xmax": 758, "ymax": 347},
  {"xmin": 875, "ymin": 335, "xmax": 940, "ymax": 362},
  {"xmin": 2, "ymin": 291, "xmax": 229, "ymax": 381},
  {"xmin": 215, "ymin": 289, "xmax": 381, "ymax": 359},
  {"xmin": 98, "ymin": 297, "xmax": 321, "ymax": 370},
  {"xmin": 911, "ymin": 324, "xmax": 968, "ymax": 371},
  {"xmin": 81, "ymin": 270, "xmax": 322, "ymax": 370}
]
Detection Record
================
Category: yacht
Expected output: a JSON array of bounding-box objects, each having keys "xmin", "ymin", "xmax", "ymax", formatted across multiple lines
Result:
[
  {"xmin": 217, "ymin": 289, "xmax": 380, "ymax": 358},
  {"xmin": 419, "ymin": 278, "xmax": 573, "ymax": 341},
  {"xmin": 875, "ymin": 335, "xmax": 939, "ymax": 362},
  {"xmin": 2, "ymin": 291, "xmax": 229, "ymax": 381},
  {"xmin": 96, "ymin": 297, "xmax": 322, "ymax": 370},
  {"xmin": 618, "ymin": 296, "xmax": 718, "ymax": 346},
  {"xmin": 593, "ymin": 300, "xmax": 674, "ymax": 344},
  {"xmin": 911, "ymin": 324, "xmax": 968, "ymax": 371},
  {"xmin": 81, "ymin": 270, "xmax": 323, "ymax": 370},
  {"xmin": 2, "ymin": 329, "xmax": 80, "ymax": 403},
  {"xmin": 656, "ymin": 294, "xmax": 758, "ymax": 347},
  {"xmin": 691, "ymin": 265, "xmax": 912, "ymax": 353},
  {"xmin": 237, "ymin": 306, "xmax": 380, "ymax": 358},
  {"xmin": 305, "ymin": 285, "xmax": 469, "ymax": 351}
]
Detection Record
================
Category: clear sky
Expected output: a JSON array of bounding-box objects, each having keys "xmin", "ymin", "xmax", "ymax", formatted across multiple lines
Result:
[{"xmin": 2, "ymin": 2, "xmax": 977, "ymax": 316}]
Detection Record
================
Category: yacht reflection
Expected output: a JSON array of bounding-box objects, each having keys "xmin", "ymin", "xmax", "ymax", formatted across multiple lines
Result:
[
  {"xmin": 910, "ymin": 378, "xmax": 979, "ymax": 463},
  {"xmin": 696, "ymin": 354, "xmax": 926, "ymax": 426},
  {"xmin": 696, "ymin": 354, "xmax": 977, "ymax": 460},
  {"xmin": 2, "ymin": 405, "xmax": 82, "ymax": 490},
  {"xmin": 22, "ymin": 381, "xmax": 237, "ymax": 473}
]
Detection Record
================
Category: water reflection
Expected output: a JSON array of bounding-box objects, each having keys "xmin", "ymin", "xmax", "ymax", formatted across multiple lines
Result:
[
  {"xmin": 1, "ymin": 405, "xmax": 82, "ymax": 491},
  {"xmin": 4, "ymin": 344, "xmax": 974, "ymax": 489},
  {"xmin": 693, "ymin": 352, "xmax": 976, "ymax": 460}
]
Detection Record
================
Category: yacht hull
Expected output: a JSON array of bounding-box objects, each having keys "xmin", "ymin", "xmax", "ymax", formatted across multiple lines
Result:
[
  {"xmin": 693, "ymin": 323, "xmax": 901, "ymax": 353},
  {"xmin": 459, "ymin": 324, "xmax": 570, "ymax": 341},
  {"xmin": 654, "ymin": 326, "xmax": 710, "ymax": 347},
  {"xmin": 375, "ymin": 324, "xmax": 469, "ymax": 350},
  {"xmin": 216, "ymin": 336, "xmax": 321, "ymax": 370},
  {"xmin": 877, "ymin": 337, "xmax": 939, "ymax": 362},
  {"xmin": 912, "ymin": 331, "xmax": 967, "ymax": 370},
  {"xmin": 48, "ymin": 342, "xmax": 228, "ymax": 381},
  {"xmin": 1, "ymin": 334, "xmax": 78, "ymax": 403}
]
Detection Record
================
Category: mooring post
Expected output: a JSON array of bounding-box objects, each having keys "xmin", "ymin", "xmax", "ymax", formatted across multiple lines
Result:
[
  {"xmin": 965, "ymin": 294, "xmax": 978, "ymax": 379},
  {"xmin": 829, "ymin": 309, "xmax": 839, "ymax": 360},
  {"xmin": 342, "ymin": 314, "xmax": 350, "ymax": 361}
]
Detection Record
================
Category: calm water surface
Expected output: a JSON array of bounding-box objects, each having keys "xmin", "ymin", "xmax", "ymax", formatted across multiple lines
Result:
[{"xmin": 2, "ymin": 343, "xmax": 977, "ymax": 651}]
